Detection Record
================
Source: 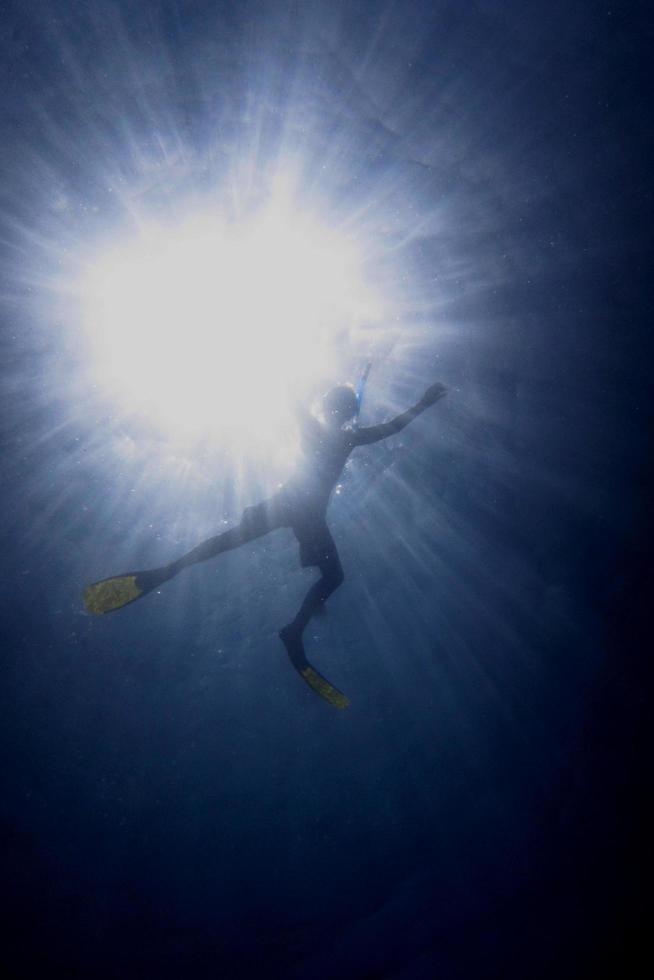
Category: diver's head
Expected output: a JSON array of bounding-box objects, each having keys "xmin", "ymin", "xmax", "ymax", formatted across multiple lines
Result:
[{"xmin": 323, "ymin": 385, "xmax": 358, "ymax": 427}]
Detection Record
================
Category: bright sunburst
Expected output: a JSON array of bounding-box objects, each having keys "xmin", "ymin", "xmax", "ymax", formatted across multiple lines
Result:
[{"xmin": 78, "ymin": 200, "xmax": 381, "ymax": 444}]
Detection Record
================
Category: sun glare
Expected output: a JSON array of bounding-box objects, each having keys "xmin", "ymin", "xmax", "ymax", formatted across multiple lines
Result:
[{"xmin": 79, "ymin": 203, "xmax": 380, "ymax": 444}]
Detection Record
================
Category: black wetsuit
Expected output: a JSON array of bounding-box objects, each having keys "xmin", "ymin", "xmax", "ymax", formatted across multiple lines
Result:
[
  {"xmin": 245, "ymin": 412, "xmax": 353, "ymax": 566},
  {"xmin": 83, "ymin": 382, "xmax": 446, "ymax": 700},
  {"xmin": 167, "ymin": 399, "xmax": 430, "ymax": 638}
]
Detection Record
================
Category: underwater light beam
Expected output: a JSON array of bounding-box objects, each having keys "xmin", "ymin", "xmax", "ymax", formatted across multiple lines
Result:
[{"xmin": 78, "ymin": 201, "xmax": 382, "ymax": 444}]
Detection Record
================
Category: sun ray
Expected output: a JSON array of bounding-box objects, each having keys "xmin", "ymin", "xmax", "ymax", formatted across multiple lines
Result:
[{"xmin": 73, "ymin": 200, "xmax": 385, "ymax": 453}]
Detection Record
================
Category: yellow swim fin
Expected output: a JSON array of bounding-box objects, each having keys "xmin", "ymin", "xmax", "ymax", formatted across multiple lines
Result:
[
  {"xmin": 83, "ymin": 567, "xmax": 169, "ymax": 615},
  {"xmin": 299, "ymin": 664, "xmax": 350, "ymax": 710},
  {"xmin": 279, "ymin": 627, "xmax": 350, "ymax": 709}
]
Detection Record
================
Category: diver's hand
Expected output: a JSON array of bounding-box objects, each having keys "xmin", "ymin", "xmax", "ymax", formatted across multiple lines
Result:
[{"xmin": 420, "ymin": 382, "xmax": 448, "ymax": 407}]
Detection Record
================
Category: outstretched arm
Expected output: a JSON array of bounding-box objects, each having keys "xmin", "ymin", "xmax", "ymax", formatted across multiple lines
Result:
[{"xmin": 353, "ymin": 382, "xmax": 447, "ymax": 446}]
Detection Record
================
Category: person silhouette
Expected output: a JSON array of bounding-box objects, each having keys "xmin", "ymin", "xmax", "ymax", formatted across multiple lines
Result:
[{"xmin": 84, "ymin": 379, "xmax": 448, "ymax": 707}]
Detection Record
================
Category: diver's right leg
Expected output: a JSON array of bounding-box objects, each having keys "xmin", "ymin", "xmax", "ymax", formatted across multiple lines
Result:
[
  {"xmin": 164, "ymin": 501, "xmax": 279, "ymax": 577},
  {"xmin": 83, "ymin": 500, "xmax": 282, "ymax": 615}
]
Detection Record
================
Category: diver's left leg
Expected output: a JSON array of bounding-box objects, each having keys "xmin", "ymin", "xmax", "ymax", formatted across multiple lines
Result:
[
  {"xmin": 278, "ymin": 528, "xmax": 350, "ymax": 709},
  {"xmin": 281, "ymin": 548, "xmax": 344, "ymax": 643}
]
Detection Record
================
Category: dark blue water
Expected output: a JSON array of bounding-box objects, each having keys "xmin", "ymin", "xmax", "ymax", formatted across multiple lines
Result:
[{"xmin": 1, "ymin": 2, "xmax": 650, "ymax": 977}]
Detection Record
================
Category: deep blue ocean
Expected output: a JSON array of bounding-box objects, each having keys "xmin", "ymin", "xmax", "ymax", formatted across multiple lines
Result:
[{"xmin": 1, "ymin": 2, "xmax": 650, "ymax": 977}]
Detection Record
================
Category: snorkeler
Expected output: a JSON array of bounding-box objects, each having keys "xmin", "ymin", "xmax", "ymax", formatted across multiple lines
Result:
[{"xmin": 84, "ymin": 378, "xmax": 448, "ymax": 707}]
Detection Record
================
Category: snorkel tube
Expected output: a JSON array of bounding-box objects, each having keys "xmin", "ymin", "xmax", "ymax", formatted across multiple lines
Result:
[{"xmin": 354, "ymin": 362, "xmax": 372, "ymax": 422}]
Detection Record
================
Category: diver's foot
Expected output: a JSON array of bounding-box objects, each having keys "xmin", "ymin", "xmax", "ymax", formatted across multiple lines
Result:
[
  {"xmin": 279, "ymin": 623, "xmax": 305, "ymax": 666},
  {"xmin": 279, "ymin": 623, "xmax": 301, "ymax": 647},
  {"xmin": 136, "ymin": 565, "xmax": 174, "ymax": 592}
]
